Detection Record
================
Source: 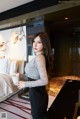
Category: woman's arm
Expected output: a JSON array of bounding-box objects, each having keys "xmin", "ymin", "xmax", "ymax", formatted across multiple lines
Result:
[{"xmin": 18, "ymin": 55, "xmax": 48, "ymax": 89}]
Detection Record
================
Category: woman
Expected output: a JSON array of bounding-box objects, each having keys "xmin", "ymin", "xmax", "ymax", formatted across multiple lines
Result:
[{"xmin": 18, "ymin": 32, "xmax": 53, "ymax": 119}]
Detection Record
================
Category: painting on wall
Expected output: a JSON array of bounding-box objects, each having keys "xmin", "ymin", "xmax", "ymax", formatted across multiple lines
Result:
[{"xmin": 0, "ymin": 26, "xmax": 27, "ymax": 61}]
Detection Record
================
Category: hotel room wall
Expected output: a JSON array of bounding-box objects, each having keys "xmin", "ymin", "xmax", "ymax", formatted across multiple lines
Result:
[{"xmin": 45, "ymin": 22, "xmax": 80, "ymax": 77}]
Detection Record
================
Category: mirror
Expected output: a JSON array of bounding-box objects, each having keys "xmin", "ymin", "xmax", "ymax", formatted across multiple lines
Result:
[{"xmin": 0, "ymin": 19, "xmax": 45, "ymax": 102}]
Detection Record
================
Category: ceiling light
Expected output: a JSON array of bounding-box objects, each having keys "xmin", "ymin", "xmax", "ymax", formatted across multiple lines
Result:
[{"xmin": 65, "ymin": 17, "xmax": 68, "ymax": 20}]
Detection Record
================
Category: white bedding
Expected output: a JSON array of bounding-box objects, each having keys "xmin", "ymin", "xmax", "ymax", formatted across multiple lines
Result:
[{"xmin": 0, "ymin": 73, "xmax": 18, "ymax": 102}]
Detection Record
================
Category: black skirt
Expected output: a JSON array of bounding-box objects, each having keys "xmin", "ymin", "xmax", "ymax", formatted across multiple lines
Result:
[{"xmin": 28, "ymin": 77, "xmax": 48, "ymax": 119}]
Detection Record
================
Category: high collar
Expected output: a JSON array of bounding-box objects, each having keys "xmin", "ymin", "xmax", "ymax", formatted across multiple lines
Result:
[{"xmin": 35, "ymin": 51, "xmax": 44, "ymax": 56}]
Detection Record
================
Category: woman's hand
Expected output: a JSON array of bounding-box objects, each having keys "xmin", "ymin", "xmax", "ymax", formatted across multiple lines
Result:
[{"xmin": 17, "ymin": 81, "xmax": 25, "ymax": 89}]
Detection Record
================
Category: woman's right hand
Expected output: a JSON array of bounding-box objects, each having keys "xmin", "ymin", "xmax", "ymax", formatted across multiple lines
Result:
[{"xmin": 17, "ymin": 81, "xmax": 25, "ymax": 89}]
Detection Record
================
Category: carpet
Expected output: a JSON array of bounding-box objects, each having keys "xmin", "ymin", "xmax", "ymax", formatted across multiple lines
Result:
[
  {"xmin": 0, "ymin": 94, "xmax": 31, "ymax": 119},
  {"xmin": 0, "ymin": 91, "xmax": 55, "ymax": 119}
]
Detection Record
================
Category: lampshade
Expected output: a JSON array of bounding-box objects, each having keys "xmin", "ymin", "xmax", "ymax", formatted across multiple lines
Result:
[
  {"xmin": 9, "ymin": 28, "xmax": 27, "ymax": 61},
  {"xmin": 0, "ymin": 42, "xmax": 6, "ymax": 51},
  {"xmin": 0, "ymin": 34, "xmax": 6, "ymax": 57},
  {"xmin": 0, "ymin": 51, "xmax": 5, "ymax": 57}
]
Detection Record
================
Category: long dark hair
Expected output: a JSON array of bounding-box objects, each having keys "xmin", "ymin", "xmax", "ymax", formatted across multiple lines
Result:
[{"xmin": 32, "ymin": 32, "xmax": 54, "ymax": 74}]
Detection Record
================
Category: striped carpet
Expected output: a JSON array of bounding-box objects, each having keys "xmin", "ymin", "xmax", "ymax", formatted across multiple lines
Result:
[
  {"xmin": 0, "ymin": 94, "xmax": 31, "ymax": 119},
  {"xmin": 0, "ymin": 94, "xmax": 55, "ymax": 119}
]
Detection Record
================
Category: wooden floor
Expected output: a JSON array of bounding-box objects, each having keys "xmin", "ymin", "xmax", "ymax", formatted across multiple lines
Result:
[{"xmin": 48, "ymin": 75, "xmax": 80, "ymax": 97}]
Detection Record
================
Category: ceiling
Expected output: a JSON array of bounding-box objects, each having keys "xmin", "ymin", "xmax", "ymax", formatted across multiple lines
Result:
[
  {"xmin": 45, "ymin": 5, "xmax": 80, "ymax": 24},
  {"xmin": 0, "ymin": 0, "xmax": 80, "ymax": 30},
  {"xmin": 44, "ymin": 1, "xmax": 80, "ymax": 31},
  {"xmin": 0, "ymin": 0, "xmax": 34, "ymax": 13}
]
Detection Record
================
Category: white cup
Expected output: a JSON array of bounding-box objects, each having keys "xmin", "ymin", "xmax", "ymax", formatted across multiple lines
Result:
[{"xmin": 12, "ymin": 73, "xmax": 19, "ymax": 85}]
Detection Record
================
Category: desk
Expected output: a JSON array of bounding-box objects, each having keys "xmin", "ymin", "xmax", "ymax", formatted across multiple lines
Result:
[{"xmin": 47, "ymin": 79, "xmax": 80, "ymax": 119}]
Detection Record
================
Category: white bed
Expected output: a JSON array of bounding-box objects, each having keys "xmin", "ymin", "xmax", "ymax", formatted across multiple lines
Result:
[{"xmin": 0, "ymin": 58, "xmax": 24, "ymax": 102}]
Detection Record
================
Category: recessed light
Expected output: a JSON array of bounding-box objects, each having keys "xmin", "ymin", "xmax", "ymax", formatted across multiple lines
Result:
[{"xmin": 65, "ymin": 17, "xmax": 68, "ymax": 20}]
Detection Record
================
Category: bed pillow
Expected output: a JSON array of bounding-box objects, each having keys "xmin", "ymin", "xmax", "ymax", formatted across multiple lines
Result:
[
  {"xmin": 0, "ymin": 58, "xmax": 9, "ymax": 74},
  {"xmin": 9, "ymin": 60, "xmax": 18, "ymax": 75}
]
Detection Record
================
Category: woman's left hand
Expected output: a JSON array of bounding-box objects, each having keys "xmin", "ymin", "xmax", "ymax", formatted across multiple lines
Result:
[{"xmin": 17, "ymin": 81, "xmax": 25, "ymax": 89}]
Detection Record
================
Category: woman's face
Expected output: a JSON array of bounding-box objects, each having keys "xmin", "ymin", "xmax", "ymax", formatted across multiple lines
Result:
[{"xmin": 33, "ymin": 36, "xmax": 44, "ymax": 53}]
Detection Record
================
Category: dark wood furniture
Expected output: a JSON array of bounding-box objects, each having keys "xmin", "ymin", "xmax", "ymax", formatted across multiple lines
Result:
[{"xmin": 46, "ymin": 79, "xmax": 80, "ymax": 119}]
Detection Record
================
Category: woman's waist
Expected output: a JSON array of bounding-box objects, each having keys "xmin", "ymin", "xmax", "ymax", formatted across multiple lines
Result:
[
  {"xmin": 28, "ymin": 77, "xmax": 46, "ymax": 90},
  {"xmin": 27, "ymin": 74, "xmax": 40, "ymax": 80},
  {"xmin": 27, "ymin": 75, "xmax": 40, "ymax": 81}
]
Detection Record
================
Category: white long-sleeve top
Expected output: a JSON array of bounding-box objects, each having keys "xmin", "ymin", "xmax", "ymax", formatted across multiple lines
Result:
[{"xmin": 25, "ymin": 54, "xmax": 48, "ymax": 87}]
